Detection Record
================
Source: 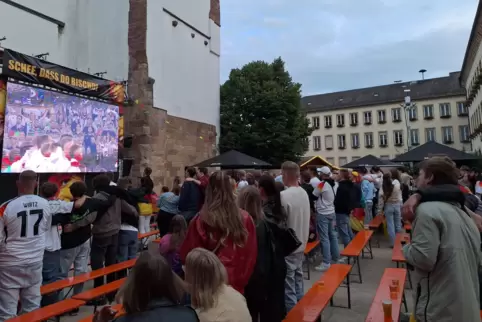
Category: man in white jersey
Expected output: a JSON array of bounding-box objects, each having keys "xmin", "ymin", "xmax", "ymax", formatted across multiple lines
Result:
[
  {"xmin": 280, "ymin": 161, "xmax": 310, "ymax": 313},
  {"xmin": 0, "ymin": 170, "xmax": 52, "ymax": 320}
]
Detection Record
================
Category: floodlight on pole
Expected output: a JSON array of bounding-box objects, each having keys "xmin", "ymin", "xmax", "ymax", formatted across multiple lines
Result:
[{"xmin": 419, "ymin": 69, "xmax": 427, "ymax": 80}]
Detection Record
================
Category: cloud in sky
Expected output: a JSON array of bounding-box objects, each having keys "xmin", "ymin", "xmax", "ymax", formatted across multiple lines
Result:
[{"xmin": 221, "ymin": 0, "xmax": 478, "ymax": 95}]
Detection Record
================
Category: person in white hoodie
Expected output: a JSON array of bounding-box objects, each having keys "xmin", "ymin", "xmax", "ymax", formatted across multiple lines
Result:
[
  {"xmin": 280, "ymin": 161, "xmax": 310, "ymax": 313},
  {"xmin": 39, "ymin": 182, "xmax": 77, "ymax": 307}
]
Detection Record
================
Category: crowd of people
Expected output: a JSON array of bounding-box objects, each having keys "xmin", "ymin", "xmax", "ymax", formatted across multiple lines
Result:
[{"xmin": 0, "ymin": 156, "xmax": 481, "ymax": 322}]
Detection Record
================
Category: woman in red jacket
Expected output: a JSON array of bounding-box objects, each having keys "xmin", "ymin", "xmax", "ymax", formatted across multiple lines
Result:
[{"xmin": 180, "ymin": 171, "xmax": 257, "ymax": 294}]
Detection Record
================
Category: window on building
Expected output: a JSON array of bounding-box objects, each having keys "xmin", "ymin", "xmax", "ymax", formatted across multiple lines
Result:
[
  {"xmin": 394, "ymin": 130, "xmax": 404, "ymax": 146},
  {"xmin": 339, "ymin": 157, "xmax": 347, "ymax": 166},
  {"xmin": 457, "ymin": 102, "xmax": 468, "ymax": 116},
  {"xmin": 425, "ymin": 128, "xmax": 436, "ymax": 142},
  {"xmin": 311, "ymin": 116, "xmax": 320, "ymax": 129},
  {"xmin": 312, "ymin": 135, "xmax": 321, "ymax": 150},
  {"xmin": 324, "ymin": 115, "xmax": 332, "ymax": 128},
  {"xmin": 459, "ymin": 125, "xmax": 470, "ymax": 142},
  {"xmin": 351, "ymin": 133, "xmax": 360, "ymax": 148},
  {"xmin": 379, "ymin": 131, "xmax": 388, "ymax": 147},
  {"xmin": 380, "ymin": 155, "xmax": 390, "ymax": 161},
  {"xmin": 338, "ymin": 134, "xmax": 346, "ymax": 149},
  {"xmin": 410, "ymin": 129, "xmax": 419, "ymax": 146},
  {"xmin": 442, "ymin": 126, "xmax": 453, "ymax": 143},
  {"xmin": 423, "ymin": 105, "xmax": 434, "ymax": 119},
  {"xmin": 392, "ymin": 108, "xmax": 402, "ymax": 122},
  {"xmin": 378, "ymin": 110, "xmax": 386, "ymax": 123},
  {"xmin": 326, "ymin": 157, "xmax": 335, "ymax": 165},
  {"xmin": 325, "ymin": 135, "xmax": 333, "ymax": 150},
  {"xmin": 349, "ymin": 113, "xmax": 358, "ymax": 126},
  {"xmin": 364, "ymin": 111, "xmax": 372, "ymax": 125},
  {"xmin": 336, "ymin": 114, "xmax": 345, "ymax": 127},
  {"xmin": 408, "ymin": 106, "xmax": 417, "ymax": 121},
  {"xmin": 364, "ymin": 132, "xmax": 373, "ymax": 147},
  {"xmin": 439, "ymin": 103, "xmax": 451, "ymax": 118},
  {"xmin": 352, "ymin": 156, "xmax": 360, "ymax": 161}
]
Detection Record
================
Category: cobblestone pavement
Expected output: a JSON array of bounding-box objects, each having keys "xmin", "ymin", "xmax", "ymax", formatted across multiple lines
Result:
[{"xmin": 65, "ymin": 233, "xmax": 413, "ymax": 321}]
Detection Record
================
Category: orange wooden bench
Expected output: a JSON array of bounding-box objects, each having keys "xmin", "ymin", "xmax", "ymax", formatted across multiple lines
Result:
[
  {"xmin": 365, "ymin": 268, "xmax": 408, "ymax": 321},
  {"xmin": 5, "ymin": 299, "xmax": 85, "ymax": 322},
  {"xmin": 284, "ymin": 264, "xmax": 352, "ymax": 322},
  {"xmin": 340, "ymin": 230, "xmax": 374, "ymax": 283},
  {"xmin": 138, "ymin": 229, "xmax": 159, "ymax": 240},
  {"xmin": 138, "ymin": 229, "xmax": 160, "ymax": 247},
  {"xmin": 392, "ymin": 233, "xmax": 412, "ymax": 289},
  {"xmin": 73, "ymin": 278, "xmax": 126, "ymax": 312},
  {"xmin": 41, "ymin": 258, "xmax": 136, "ymax": 297},
  {"xmin": 303, "ymin": 240, "xmax": 320, "ymax": 280},
  {"xmin": 78, "ymin": 303, "xmax": 125, "ymax": 322},
  {"xmin": 368, "ymin": 215, "xmax": 384, "ymax": 248}
]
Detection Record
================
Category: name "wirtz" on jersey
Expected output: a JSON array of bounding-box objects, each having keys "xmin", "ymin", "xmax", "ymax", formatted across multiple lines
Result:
[{"xmin": 23, "ymin": 202, "xmax": 38, "ymax": 208}]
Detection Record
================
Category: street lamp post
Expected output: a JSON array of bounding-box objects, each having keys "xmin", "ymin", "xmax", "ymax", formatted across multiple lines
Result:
[{"xmin": 401, "ymin": 89, "xmax": 416, "ymax": 151}]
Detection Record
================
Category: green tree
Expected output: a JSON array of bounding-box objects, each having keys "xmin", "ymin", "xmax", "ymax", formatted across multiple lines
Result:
[{"xmin": 219, "ymin": 57, "xmax": 312, "ymax": 165}]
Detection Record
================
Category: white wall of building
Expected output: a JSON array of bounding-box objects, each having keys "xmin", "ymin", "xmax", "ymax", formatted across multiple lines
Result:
[
  {"xmin": 306, "ymin": 95, "xmax": 471, "ymax": 166},
  {"xmin": 147, "ymin": 0, "xmax": 221, "ymax": 131},
  {"xmin": 0, "ymin": 0, "xmax": 129, "ymax": 82},
  {"xmin": 0, "ymin": 0, "xmax": 220, "ymax": 131}
]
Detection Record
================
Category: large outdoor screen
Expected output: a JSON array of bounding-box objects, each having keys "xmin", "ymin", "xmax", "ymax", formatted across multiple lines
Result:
[{"xmin": 1, "ymin": 83, "xmax": 119, "ymax": 173}]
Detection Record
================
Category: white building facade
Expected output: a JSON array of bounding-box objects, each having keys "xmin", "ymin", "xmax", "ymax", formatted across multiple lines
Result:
[
  {"xmin": 303, "ymin": 72, "xmax": 470, "ymax": 167},
  {"xmin": 460, "ymin": 1, "xmax": 482, "ymax": 154}
]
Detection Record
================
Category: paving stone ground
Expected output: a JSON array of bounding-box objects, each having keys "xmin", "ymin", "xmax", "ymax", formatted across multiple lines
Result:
[{"xmin": 65, "ymin": 232, "xmax": 413, "ymax": 321}]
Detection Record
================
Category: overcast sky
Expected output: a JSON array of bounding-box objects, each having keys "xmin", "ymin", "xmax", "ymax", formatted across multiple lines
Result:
[{"xmin": 221, "ymin": 0, "xmax": 478, "ymax": 96}]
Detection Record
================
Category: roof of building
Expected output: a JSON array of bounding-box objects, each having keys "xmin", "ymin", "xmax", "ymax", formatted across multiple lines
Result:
[
  {"xmin": 302, "ymin": 72, "xmax": 465, "ymax": 113},
  {"xmin": 460, "ymin": 1, "xmax": 482, "ymax": 85},
  {"xmin": 391, "ymin": 141, "xmax": 477, "ymax": 162},
  {"xmin": 342, "ymin": 154, "xmax": 398, "ymax": 168}
]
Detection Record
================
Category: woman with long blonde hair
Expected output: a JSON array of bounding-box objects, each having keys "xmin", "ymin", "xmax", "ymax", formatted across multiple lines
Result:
[
  {"xmin": 238, "ymin": 187, "xmax": 287, "ymax": 321},
  {"xmin": 185, "ymin": 248, "xmax": 251, "ymax": 322},
  {"xmin": 180, "ymin": 171, "xmax": 257, "ymax": 294}
]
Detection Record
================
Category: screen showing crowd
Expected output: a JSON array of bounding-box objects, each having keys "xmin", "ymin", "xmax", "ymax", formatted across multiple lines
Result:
[{"xmin": 1, "ymin": 83, "xmax": 119, "ymax": 173}]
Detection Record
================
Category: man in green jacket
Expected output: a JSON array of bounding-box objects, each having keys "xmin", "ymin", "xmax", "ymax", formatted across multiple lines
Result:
[{"xmin": 402, "ymin": 156, "xmax": 481, "ymax": 321}]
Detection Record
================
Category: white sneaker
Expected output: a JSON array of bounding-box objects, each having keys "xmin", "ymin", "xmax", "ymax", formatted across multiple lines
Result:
[
  {"xmin": 337, "ymin": 257, "xmax": 348, "ymax": 263},
  {"xmin": 314, "ymin": 263, "xmax": 331, "ymax": 272}
]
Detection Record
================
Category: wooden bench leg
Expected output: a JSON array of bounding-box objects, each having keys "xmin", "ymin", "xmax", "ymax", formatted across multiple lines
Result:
[
  {"xmin": 329, "ymin": 274, "xmax": 351, "ymax": 309},
  {"xmin": 356, "ymin": 256, "xmax": 362, "ymax": 284},
  {"xmin": 362, "ymin": 240, "xmax": 373, "ymax": 260},
  {"xmin": 346, "ymin": 256, "xmax": 362, "ymax": 284},
  {"xmin": 402, "ymin": 291, "xmax": 408, "ymax": 312},
  {"xmin": 346, "ymin": 272, "xmax": 351, "ymax": 309},
  {"xmin": 407, "ymin": 269, "xmax": 413, "ymax": 289}
]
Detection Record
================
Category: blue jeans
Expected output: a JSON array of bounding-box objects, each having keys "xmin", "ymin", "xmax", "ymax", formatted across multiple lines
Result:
[
  {"xmin": 336, "ymin": 213, "xmax": 352, "ymax": 248},
  {"xmin": 317, "ymin": 213, "xmax": 340, "ymax": 264},
  {"xmin": 384, "ymin": 203, "xmax": 402, "ymax": 246},
  {"xmin": 117, "ymin": 230, "xmax": 138, "ymax": 262},
  {"xmin": 284, "ymin": 252, "xmax": 304, "ymax": 312},
  {"xmin": 41, "ymin": 250, "xmax": 62, "ymax": 306},
  {"xmin": 364, "ymin": 201, "xmax": 373, "ymax": 225},
  {"xmin": 59, "ymin": 239, "xmax": 90, "ymax": 296}
]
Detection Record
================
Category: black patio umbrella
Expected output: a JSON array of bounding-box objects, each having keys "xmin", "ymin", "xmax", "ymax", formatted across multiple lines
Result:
[
  {"xmin": 343, "ymin": 154, "xmax": 398, "ymax": 168},
  {"xmin": 192, "ymin": 150, "xmax": 271, "ymax": 169},
  {"xmin": 391, "ymin": 141, "xmax": 478, "ymax": 162}
]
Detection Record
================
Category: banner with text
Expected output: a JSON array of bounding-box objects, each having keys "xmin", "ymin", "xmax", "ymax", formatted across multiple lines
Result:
[{"xmin": 2, "ymin": 49, "xmax": 125, "ymax": 103}]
